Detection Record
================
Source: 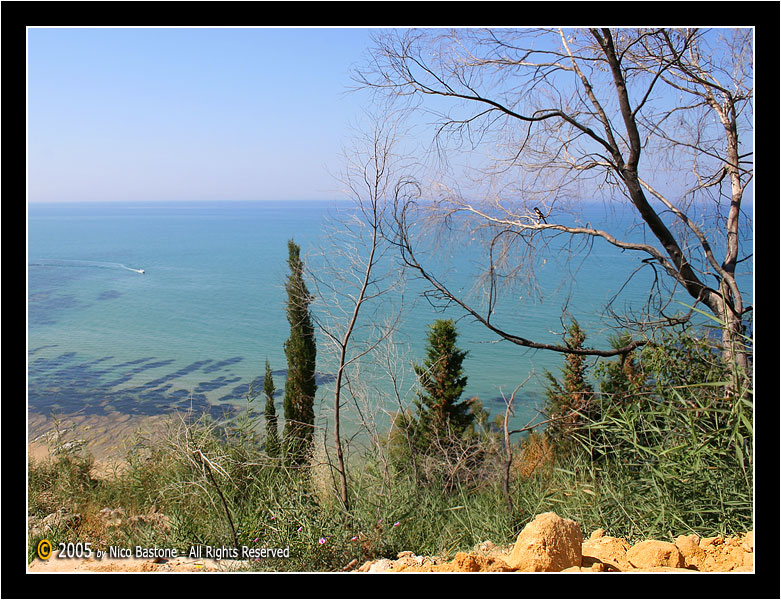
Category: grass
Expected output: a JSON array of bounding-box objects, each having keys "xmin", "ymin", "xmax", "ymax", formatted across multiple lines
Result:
[{"xmin": 27, "ymin": 413, "xmax": 752, "ymax": 570}]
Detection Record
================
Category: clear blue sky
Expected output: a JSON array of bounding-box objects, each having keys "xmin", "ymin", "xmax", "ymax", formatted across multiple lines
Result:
[{"xmin": 27, "ymin": 27, "xmax": 378, "ymax": 203}]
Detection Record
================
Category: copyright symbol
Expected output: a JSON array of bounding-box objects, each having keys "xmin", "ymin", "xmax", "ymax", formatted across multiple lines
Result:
[{"xmin": 37, "ymin": 539, "xmax": 53, "ymax": 560}]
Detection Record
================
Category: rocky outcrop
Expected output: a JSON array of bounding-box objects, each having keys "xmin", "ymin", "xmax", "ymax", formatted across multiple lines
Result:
[
  {"xmin": 506, "ymin": 512, "xmax": 582, "ymax": 572},
  {"xmin": 626, "ymin": 540, "xmax": 685, "ymax": 569},
  {"xmin": 581, "ymin": 529, "xmax": 632, "ymax": 571},
  {"xmin": 351, "ymin": 512, "xmax": 753, "ymax": 574},
  {"xmin": 674, "ymin": 534, "xmax": 706, "ymax": 569}
]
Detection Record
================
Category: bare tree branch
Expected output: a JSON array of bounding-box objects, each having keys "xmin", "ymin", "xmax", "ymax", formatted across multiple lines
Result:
[{"xmin": 353, "ymin": 27, "xmax": 752, "ymax": 369}]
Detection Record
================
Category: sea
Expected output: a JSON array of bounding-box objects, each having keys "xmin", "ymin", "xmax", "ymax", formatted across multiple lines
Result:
[{"xmin": 27, "ymin": 200, "xmax": 753, "ymax": 442}]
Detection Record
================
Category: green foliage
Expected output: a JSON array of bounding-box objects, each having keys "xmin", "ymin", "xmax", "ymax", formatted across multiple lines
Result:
[
  {"xmin": 386, "ymin": 408, "xmax": 418, "ymax": 470},
  {"xmin": 384, "ymin": 321, "xmax": 498, "ymax": 492},
  {"xmin": 263, "ymin": 359, "xmax": 280, "ymax": 459},
  {"xmin": 595, "ymin": 331, "xmax": 645, "ymax": 400},
  {"xmin": 463, "ymin": 397, "xmax": 491, "ymax": 439},
  {"xmin": 639, "ymin": 326, "xmax": 725, "ymax": 391},
  {"xmin": 282, "ymin": 239, "xmax": 317, "ymax": 466},
  {"xmin": 410, "ymin": 319, "xmax": 474, "ymax": 452},
  {"xmin": 581, "ymin": 331, "xmax": 647, "ymax": 458},
  {"xmin": 542, "ymin": 319, "xmax": 595, "ymax": 446},
  {"xmin": 536, "ymin": 321, "xmax": 752, "ymax": 540},
  {"xmin": 568, "ymin": 325, "xmax": 752, "ymax": 537},
  {"xmin": 226, "ymin": 378, "xmax": 262, "ymax": 448}
]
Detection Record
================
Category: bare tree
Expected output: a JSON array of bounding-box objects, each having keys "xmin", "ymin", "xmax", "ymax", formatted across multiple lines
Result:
[
  {"xmin": 308, "ymin": 112, "xmax": 412, "ymax": 511},
  {"xmin": 624, "ymin": 28, "xmax": 753, "ymax": 368},
  {"xmin": 353, "ymin": 27, "xmax": 753, "ymax": 369}
]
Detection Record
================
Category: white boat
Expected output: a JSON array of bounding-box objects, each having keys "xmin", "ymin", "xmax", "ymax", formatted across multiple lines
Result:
[{"xmin": 138, "ymin": 269, "xmax": 145, "ymax": 274}]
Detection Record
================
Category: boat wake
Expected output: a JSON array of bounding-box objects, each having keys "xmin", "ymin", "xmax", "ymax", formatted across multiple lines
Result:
[{"xmin": 29, "ymin": 259, "xmax": 145, "ymax": 274}]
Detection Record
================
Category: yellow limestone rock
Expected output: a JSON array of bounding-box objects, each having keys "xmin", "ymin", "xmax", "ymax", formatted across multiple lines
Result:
[
  {"xmin": 507, "ymin": 512, "xmax": 583, "ymax": 572},
  {"xmin": 581, "ymin": 535, "xmax": 632, "ymax": 571},
  {"xmin": 675, "ymin": 534, "xmax": 705, "ymax": 569},
  {"xmin": 627, "ymin": 540, "xmax": 685, "ymax": 569}
]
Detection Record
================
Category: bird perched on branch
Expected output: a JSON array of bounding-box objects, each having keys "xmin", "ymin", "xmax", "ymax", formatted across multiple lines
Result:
[{"xmin": 533, "ymin": 207, "xmax": 548, "ymax": 224}]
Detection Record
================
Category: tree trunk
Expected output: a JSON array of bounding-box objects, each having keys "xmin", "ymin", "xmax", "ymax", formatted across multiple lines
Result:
[
  {"xmin": 599, "ymin": 30, "xmax": 749, "ymax": 373},
  {"xmin": 333, "ymin": 365, "xmax": 350, "ymax": 512}
]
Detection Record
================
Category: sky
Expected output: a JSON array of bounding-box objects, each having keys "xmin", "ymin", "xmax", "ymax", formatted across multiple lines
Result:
[
  {"xmin": 27, "ymin": 27, "xmax": 380, "ymax": 203},
  {"xmin": 27, "ymin": 27, "xmax": 754, "ymax": 209}
]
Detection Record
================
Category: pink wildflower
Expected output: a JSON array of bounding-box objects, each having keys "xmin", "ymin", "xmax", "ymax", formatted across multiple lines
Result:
[
  {"xmin": 393, "ymin": 521, "xmax": 400, "ymax": 527},
  {"xmin": 318, "ymin": 537, "xmax": 326, "ymax": 545}
]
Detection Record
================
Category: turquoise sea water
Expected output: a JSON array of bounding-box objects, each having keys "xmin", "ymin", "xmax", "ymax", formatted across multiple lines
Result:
[{"xmin": 27, "ymin": 201, "xmax": 752, "ymax": 437}]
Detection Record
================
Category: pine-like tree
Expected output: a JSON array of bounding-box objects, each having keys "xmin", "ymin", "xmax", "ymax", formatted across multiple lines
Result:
[
  {"xmin": 411, "ymin": 319, "xmax": 473, "ymax": 451},
  {"xmin": 282, "ymin": 240, "xmax": 317, "ymax": 466},
  {"xmin": 543, "ymin": 319, "xmax": 594, "ymax": 446},
  {"xmin": 263, "ymin": 359, "xmax": 280, "ymax": 459}
]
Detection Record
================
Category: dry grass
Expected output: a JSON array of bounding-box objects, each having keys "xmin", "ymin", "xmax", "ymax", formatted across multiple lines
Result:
[{"xmin": 514, "ymin": 431, "xmax": 554, "ymax": 479}]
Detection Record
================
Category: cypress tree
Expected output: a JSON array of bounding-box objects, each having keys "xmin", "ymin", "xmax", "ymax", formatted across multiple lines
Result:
[
  {"xmin": 543, "ymin": 319, "xmax": 594, "ymax": 446},
  {"xmin": 411, "ymin": 319, "xmax": 473, "ymax": 451},
  {"xmin": 282, "ymin": 240, "xmax": 317, "ymax": 466},
  {"xmin": 263, "ymin": 359, "xmax": 280, "ymax": 459}
]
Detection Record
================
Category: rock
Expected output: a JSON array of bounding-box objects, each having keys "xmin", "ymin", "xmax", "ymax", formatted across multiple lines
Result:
[
  {"xmin": 697, "ymin": 535, "xmax": 749, "ymax": 572},
  {"xmin": 626, "ymin": 540, "xmax": 685, "ymax": 569},
  {"xmin": 560, "ymin": 566, "xmax": 585, "ymax": 572},
  {"xmin": 453, "ymin": 552, "xmax": 482, "ymax": 572},
  {"xmin": 356, "ymin": 560, "xmax": 373, "ymax": 572},
  {"xmin": 393, "ymin": 552, "xmax": 513, "ymax": 573},
  {"xmin": 582, "ymin": 535, "xmax": 632, "ymax": 571},
  {"xmin": 394, "ymin": 551, "xmax": 425, "ymax": 569},
  {"xmin": 341, "ymin": 558, "xmax": 359, "ymax": 571},
  {"xmin": 699, "ymin": 535, "xmax": 723, "ymax": 548},
  {"xmin": 452, "ymin": 553, "xmax": 511, "ymax": 572},
  {"xmin": 507, "ymin": 512, "xmax": 582, "ymax": 572},
  {"xmin": 675, "ymin": 534, "xmax": 705, "ymax": 569},
  {"xmin": 589, "ymin": 528, "xmax": 605, "ymax": 540},
  {"xmin": 735, "ymin": 531, "xmax": 754, "ymax": 571},
  {"xmin": 639, "ymin": 566, "xmax": 698, "ymax": 572},
  {"xmin": 562, "ymin": 563, "xmax": 609, "ymax": 572},
  {"xmin": 367, "ymin": 558, "xmax": 395, "ymax": 572},
  {"xmin": 741, "ymin": 531, "xmax": 753, "ymax": 553}
]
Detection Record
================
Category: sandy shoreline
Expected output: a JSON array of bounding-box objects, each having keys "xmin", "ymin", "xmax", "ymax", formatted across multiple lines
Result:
[{"xmin": 28, "ymin": 409, "xmax": 173, "ymax": 471}]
